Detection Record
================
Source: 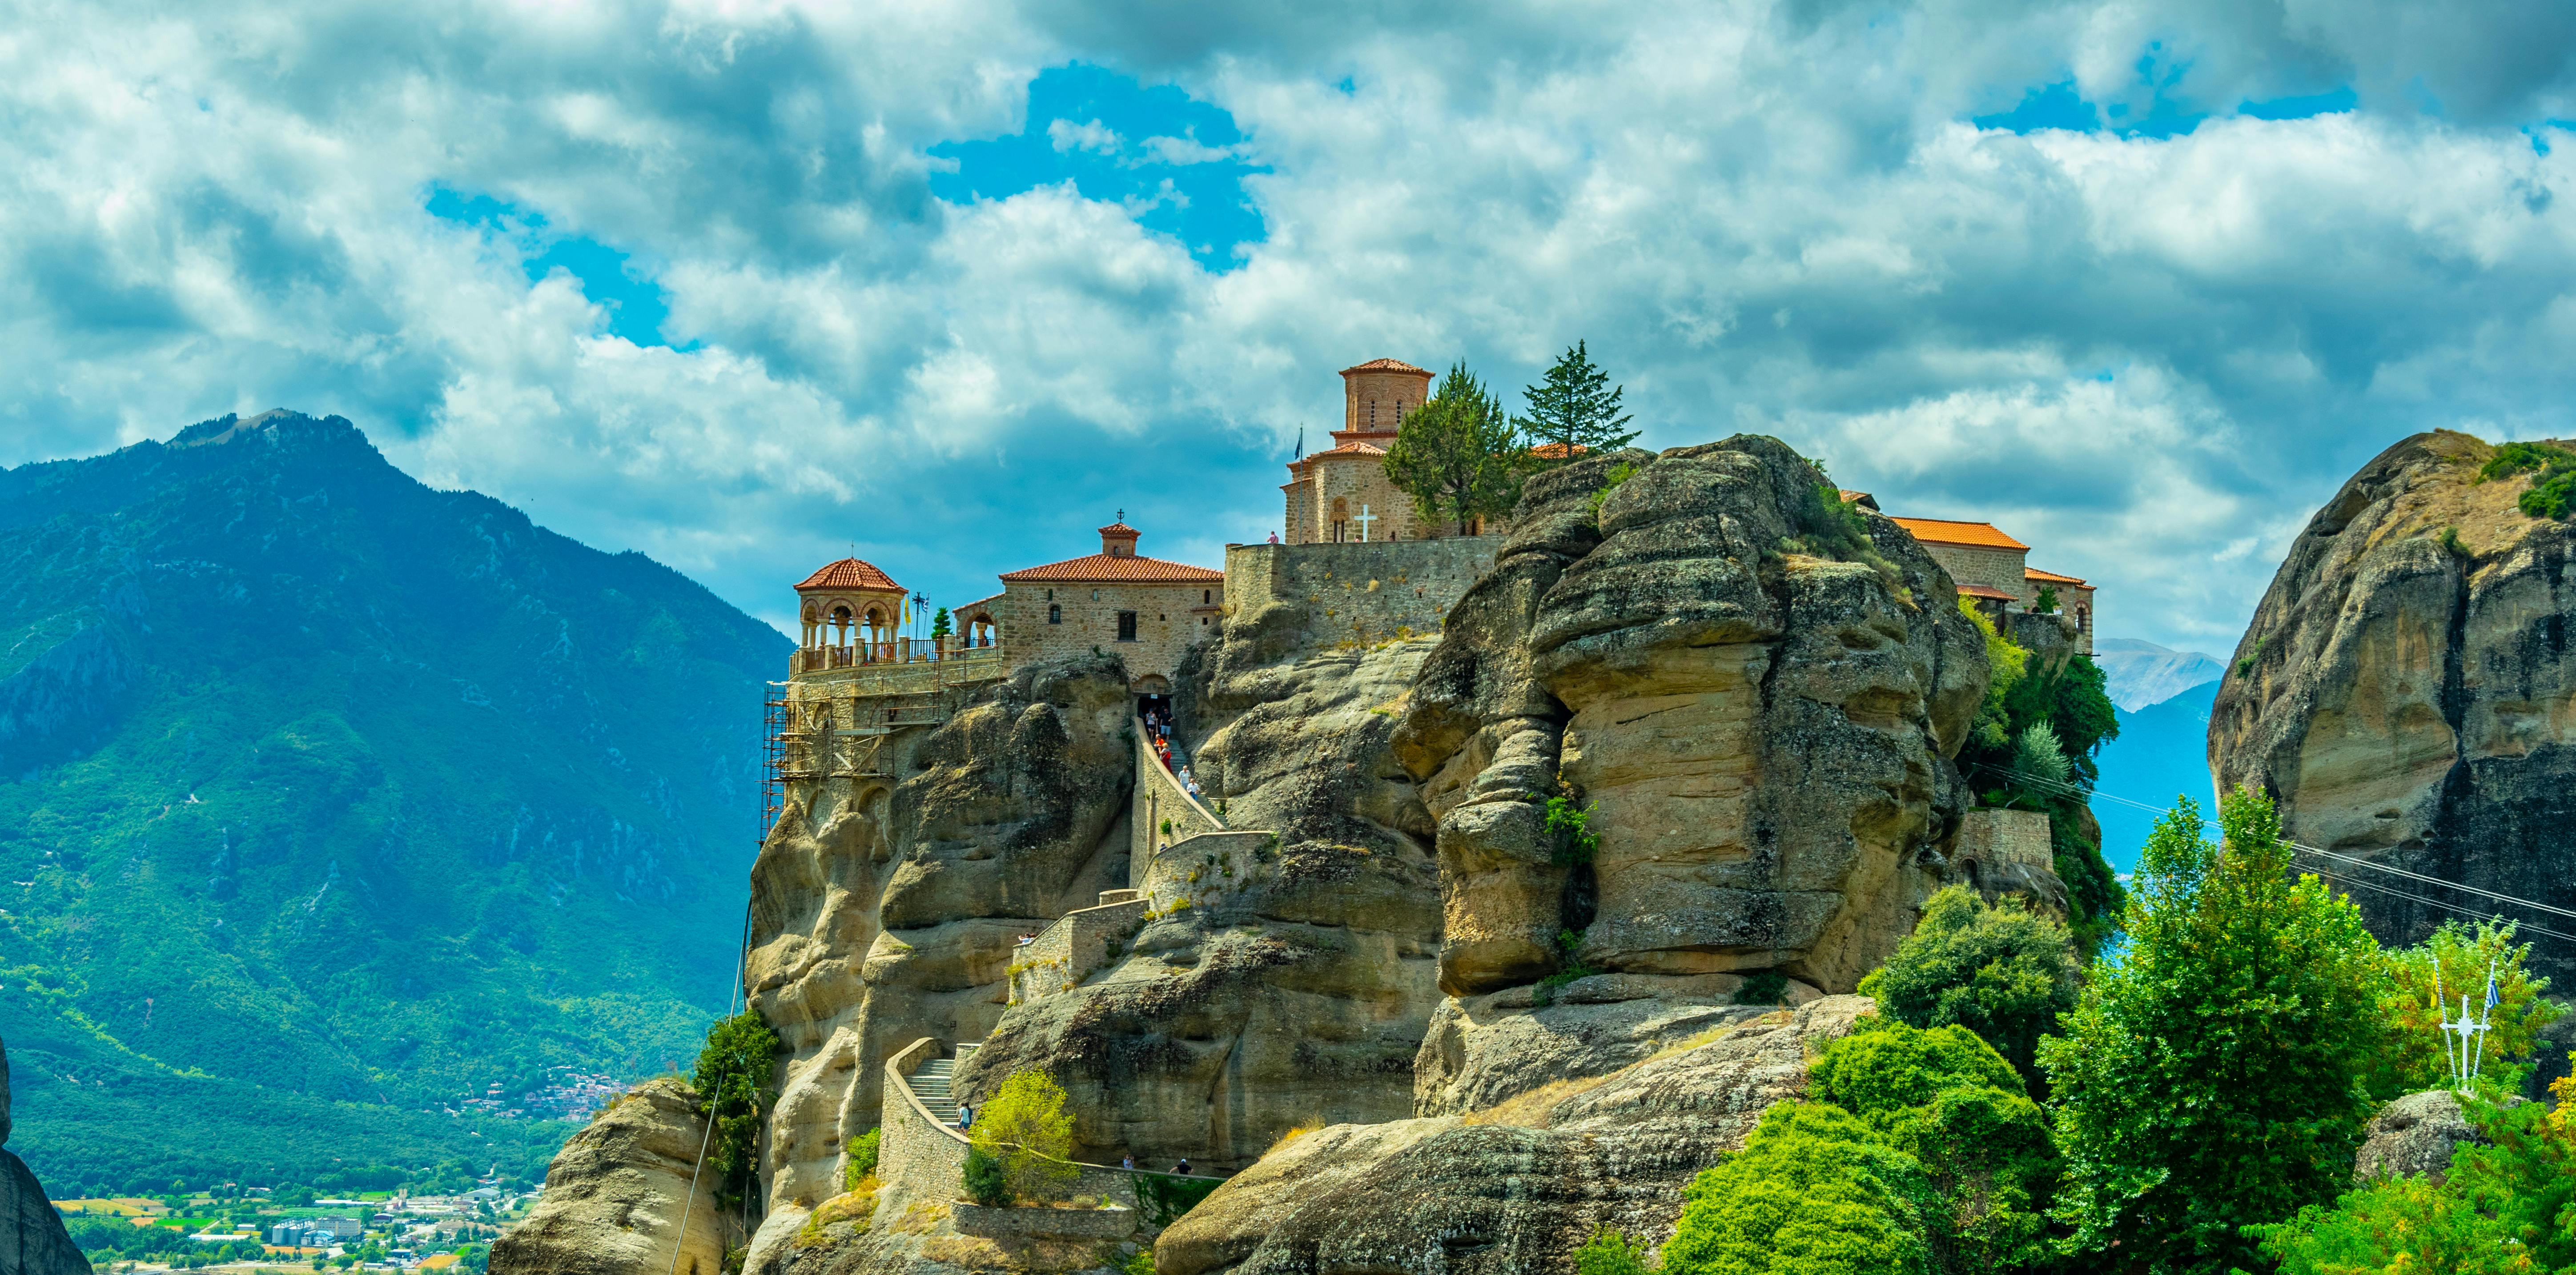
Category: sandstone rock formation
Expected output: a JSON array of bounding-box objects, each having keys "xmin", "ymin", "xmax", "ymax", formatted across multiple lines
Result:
[
  {"xmin": 1158, "ymin": 996, "xmax": 1877, "ymax": 1275},
  {"xmin": 954, "ymin": 629, "xmax": 1446, "ymax": 1171},
  {"xmin": 1394, "ymin": 439, "xmax": 1988, "ymax": 1001},
  {"xmin": 744, "ymin": 654, "xmax": 1139, "ymax": 1265},
  {"xmin": 2354, "ymin": 1089, "xmax": 2492, "ymax": 1183},
  {"xmin": 2210, "ymin": 431, "xmax": 2576, "ymax": 980},
  {"xmin": 491, "ymin": 1077, "xmax": 731, "ymax": 1275},
  {"xmin": 0, "ymin": 1038, "xmax": 89, "ymax": 1275}
]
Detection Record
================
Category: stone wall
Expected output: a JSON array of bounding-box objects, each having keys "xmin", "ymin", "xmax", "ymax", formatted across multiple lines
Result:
[
  {"xmin": 879, "ymin": 1039, "xmax": 972, "ymax": 1203},
  {"xmin": 1286, "ymin": 454, "xmax": 1444, "ymax": 544},
  {"xmin": 1132, "ymin": 720, "xmax": 1228, "ymax": 869},
  {"xmin": 997, "ymin": 581, "xmax": 1222, "ymax": 689},
  {"xmin": 1008, "ymin": 896, "xmax": 1149, "ymax": 1005},
  {"xmin": 1918, "ymin": 541, "xmax": 2030, "ymax": 602},
  {"xmin": 1222, "ymin": 537, "xmax": 1503, "ymax": 651},
  {"xmin": 1954, "ymin": 808, "xmax": 2052, "ymax": 873},
  {"xmin": 1137, "ymin": 830, "xmax": 1274, "ymax": 914}
]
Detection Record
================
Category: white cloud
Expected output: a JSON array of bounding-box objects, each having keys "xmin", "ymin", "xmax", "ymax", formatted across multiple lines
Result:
[{"xmin": 2, "ymin": 0, "xmax": 2574, "ymax": 657}]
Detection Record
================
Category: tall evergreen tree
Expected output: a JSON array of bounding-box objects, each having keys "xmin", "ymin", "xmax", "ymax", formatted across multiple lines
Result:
[
  {"xmin": 1518, "ymin": 340, "xmax": 1637, "ymax": 463},
  {"xmin": 1382, "ymin": 362, "xmax": 1523, "ymax": 535}
]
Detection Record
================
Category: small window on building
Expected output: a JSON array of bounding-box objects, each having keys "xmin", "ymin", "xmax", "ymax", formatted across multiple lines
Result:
[
  {"xmin": 1202, "ymin": 589, "xmax": 1211, "ymax": 604},
  {"xmin": 1046, "ymin": 589, "xmax": 1054, "ymax": 601},
  {"xmin": 1049, "ymin": 604, "xmax": 1061, "ymax": 625},
  {"xmin": 1117, "ymin": 611, "xmax": 1138, "ymax": 641}
]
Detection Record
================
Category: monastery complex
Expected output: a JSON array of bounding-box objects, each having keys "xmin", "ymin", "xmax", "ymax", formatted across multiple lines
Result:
[{"xmin": 781, "ymin": 357, "xmax": 2095, "ymax": 711}]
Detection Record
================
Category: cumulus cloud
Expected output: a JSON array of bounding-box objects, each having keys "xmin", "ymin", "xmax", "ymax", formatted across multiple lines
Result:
[{"xmin": 0, "ymin": 0, "xmax": 2570, "ymax": 650}]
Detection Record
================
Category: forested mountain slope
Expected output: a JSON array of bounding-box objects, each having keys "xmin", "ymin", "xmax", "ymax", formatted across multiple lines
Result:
[{"xmin": 0, "ymin": 411, "xmax": 785, "ymax": 1190}]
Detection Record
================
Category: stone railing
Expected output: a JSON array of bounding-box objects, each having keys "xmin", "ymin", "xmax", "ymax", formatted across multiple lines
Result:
[
  {"xmin": 879, "ymin": 1038, "xmax": 972, "ymax": 1203},
  {"xmin": 1139, "ymin": 830, "xmax": 1274, "ymax": 916},
  {"xmin": 792, "ymin": 644, "xmax": 1013, "ymax": 694},
  {"xmin": 1132, "ymin": 718, "xmax": 1227, "ymax": 874},
  {"xmin": 1008, "ymin": 891, "xmax": 1148, "ymax": 1006},
  {"xmin": 880, "ymin": 1039, "xmax": 1227, "ymax": 1218}
]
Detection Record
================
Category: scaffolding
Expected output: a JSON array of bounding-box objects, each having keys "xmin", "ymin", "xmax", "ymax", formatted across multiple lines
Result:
[{"xmin": 761, "ymin": 682, "xmax": 790, "ymax": 847}]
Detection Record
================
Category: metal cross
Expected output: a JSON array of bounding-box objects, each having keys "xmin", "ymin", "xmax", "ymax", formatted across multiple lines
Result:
[{"xmin": 1354, "ymin": 504, "xmax": 1378, "ymax": 542}]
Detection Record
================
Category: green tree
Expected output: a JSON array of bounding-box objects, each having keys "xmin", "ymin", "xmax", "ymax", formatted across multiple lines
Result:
[
  {"xmin": 2040, "ymin": 789, "xmax": 2394, "ymax": 1274},
  {"xmin": 969, "ymin": 1069, "xmax": 1078, "ymax": 1204},
  {"xmin": 2376, "ymin": 918, "xmax": 2560, "ymax": 1099},
  {"xmin": 1382, "ymin": 362, "xmax": 1523, "ymax": 535},
  {"xmin": 693, "ymin": 1011, "xmax": 782, "ymax": 1204},
  {"xmin": 1517, "ymin": 341, "xmax": 1637, "ymax": 463},
  {"xmin": 1658, "ymin": 1103, "xmax": 1935, "ymax": 1275},
  {"xmin": 1574, "ymin": 1228, "xmax": 1656, "ymax": 1275},
  {"xmin": 930, "ymin": 607, "xmax": 951, "ymax": 641},
  {"xmin": 844, "ymin": 1128, "xmax": 881, "ymax": 1192},
  {"xmin": 1808, "ymin": 1021, "xmax": 2062, "ymax": 1273},
  {"xmin": 1858, "ymin": 886, "xmax": 2078, "ymax": 1086}
]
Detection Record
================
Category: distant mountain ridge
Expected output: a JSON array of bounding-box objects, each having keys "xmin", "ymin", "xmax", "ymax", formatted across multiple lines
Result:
[
  {"xmin": 2088, "ymin": 680, "xmax": 2219, "ymax": 872},
  {"xmin": 0, "ymin": 411, "xmax": 786, "ymax": 1190},
  {"xmin": 2093, "ymin": 637, "xmax": 2224, "ymax": 712}
]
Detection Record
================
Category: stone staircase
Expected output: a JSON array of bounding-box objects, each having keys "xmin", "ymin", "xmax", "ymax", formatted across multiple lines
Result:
[{"xmin": 907, "ymin": 1056, "xmax": 960, "ymax": 1124}]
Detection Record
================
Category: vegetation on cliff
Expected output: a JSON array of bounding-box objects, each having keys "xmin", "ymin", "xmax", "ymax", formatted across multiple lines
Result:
[
  {"xmin": 695, "ymin": 1012, "xmax": 781, "ymax": 1205},
  {"xmin": 0, "ymin": 412, "xmax": 780, "ymax": 1188},
  {"xmin": 1857, "ymin": 886, "xmax": 2077, "ymax": 1088}
]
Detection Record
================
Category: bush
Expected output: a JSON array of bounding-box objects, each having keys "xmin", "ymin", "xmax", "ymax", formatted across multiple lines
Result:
[
  {"xmin": 1857, "ymin": 886, "xmax": 2078, "ymax": 1085},
  {"xmin": 969, "ymin": 1069, "xmax": 1079, "ymax": 1204},
  {"xmin": 2478, "ymin": 440, "xmax": 2576, "ymax": 519},
  {"xmin": 843, "ymin": 1128, "xmax": 880, "ymax": 1192},
  {"xmin": 1134, "ymin": 1172, "xmax": 1224, "ymax": 1227},
  {"xmin": 2041, "ymin": 789, "xmax": 2392, "ymax": 1273},
  {"xmin": 1735, "ymin": 970, "xmax": 1789, "ymax": 1006},
  {"xmin": 1807, "ymin": 1022, "xmax": 2060, "ymax": 1273},
  {"xmin": 1574, "ymin": 1228, "xmax": 1656, "ymax": 1275},
  {"xmin": 1657, "ymin": 1103, "xmax": 1934, "ymax": 1275},
  {"xmin": 961, "ymin": 1146, "xmax": 1013, "ymax": 1207}
]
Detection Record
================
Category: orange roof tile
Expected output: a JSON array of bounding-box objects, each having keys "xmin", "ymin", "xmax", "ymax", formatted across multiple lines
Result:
[
  {"xmin": 1838, "ymin": 489, "xmax": 1880, "ymax": 510},
  {"xmin": 1288, "ymin": 440, "xmax": 1387, "ymax": 471},
  {"xmin": 1957, "ymin": 584, "xmax": 2020, "ymax": 601},
  {"xmin": 796, "ymin": 557, "xmax": 904, "ymax": 593},
  {"xmin": 1000, "ymin": 553, "xmax": 1224, "ymax": 584},
  {"xmin": 1099, "ymin": 521, "xmax": 1140, "ymax": 537},
  {"xmin": 1889, "ymin": 517, "xmax": 2029, "ymax": 551},
  {"xmin": 2024, "ymin": 567, "xmax": 2088, "ymax": 586},
  {"xmin": 1340, "ymin": 357, "xmax": 1431, "ymax": 377}
]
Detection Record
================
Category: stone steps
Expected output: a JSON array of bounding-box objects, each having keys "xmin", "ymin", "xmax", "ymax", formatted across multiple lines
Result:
[{"xmin": 908, "ymin": 1058, "xmax": 960, "ymax": 1122}]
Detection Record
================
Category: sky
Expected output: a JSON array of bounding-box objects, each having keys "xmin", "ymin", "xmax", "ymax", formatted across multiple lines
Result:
[{"xmin": 5, "ymin": 1, "xmax": 2576, "ymax": 652}]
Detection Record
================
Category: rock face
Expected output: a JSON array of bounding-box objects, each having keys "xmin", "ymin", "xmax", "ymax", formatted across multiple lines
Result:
[
  {"xmin": 2210, "ymin": 431, "xmax": 2576, "ymax": 980},
  {"xmin": 491, "ymin": 1077, "xmax": 731, "ymax": 1275},
  {"xmin": 1393, "ymin": 439, "xmax": 1988, "ymax": 1000},
  {"xmin": 743, "ymin": 654, "xmax": 1138, "ymax": 1263},
  {"xmin": 954, "ymin": 627, "xmax": 1446, "ymax": 1171},
  {"xmin": 0, "ymin": 1038, "xmax": 88, "ymax": 1275},
  {"xmin": 2355, "ymin": 1089, "xmax": 2491, "ymax": 1183},
  {"xmin": 1157, "ymin": 996, "xmax": 1877, "ymax": 1275}
]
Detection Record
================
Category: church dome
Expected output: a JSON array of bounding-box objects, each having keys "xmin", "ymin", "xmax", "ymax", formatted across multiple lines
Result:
[{"xmin": 795, "ymin": 557, "xmax": 904, "ymax": 593}]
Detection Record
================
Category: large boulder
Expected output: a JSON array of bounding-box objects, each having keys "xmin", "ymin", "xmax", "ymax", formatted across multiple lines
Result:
[
  {"xmin": 2355, "ymin": 1089, "xmax": 2490, "ymax": 1183},
  {"xmin": 1157, "ymin": 995, "xmax": 1877, "ymax": 1275},
  {"xmin": 955, "ymin": 634, "xmax": 1444, "ymax": 1171},
  {"xmin": 1394, "ymin": 439, "xmax": 1988, "ymax": 1001},
  {"xmin": 489, "ymin": 1077, "xmax": 731, "ymax": 1275},
  {"xmin": 2210, "ymin": 431, "xmax": 2576, "ymax": 980},
  {"xmin": 742, "ymin": 654, "xmax": 1138, "ymax": 1263},
  {"xmin": 0, "ymin": 1038, "xmax": 88, "ymax": 1275}
]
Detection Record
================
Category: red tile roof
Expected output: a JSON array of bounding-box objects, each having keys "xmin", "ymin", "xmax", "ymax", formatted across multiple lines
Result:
[
  {"xmin": 1000, "ymin": 553, "xmax": 1224, "ymax": 584},
  {"xmin": 796, "ymin": 557, "xmax": 904, "ymax": 592},
  {"xmin": 2024, "ymin": 567, "xmax": 2088, "ymax": 586},
  {"xmin": 1341, "ymin": 358, "xmax": 1431, "ymax": 377},
  {"xmin": 1099, "ymin": 521, "xmax": 1140, "ymax": 538},
  {"xmin": 1838, "ymin": 489, "xmax": 1880, "ymax": 510},
  {"xmin": 1288, "ymin": 440, "xmax": 1387, "ymax": 472},
  {"xmin": 1957, "ymin": 584, "xmax": 2020, "ymax": 601},
  {"xmin": 1889, "ymin": 517, "xmax": 2029, "ymax": 551}
]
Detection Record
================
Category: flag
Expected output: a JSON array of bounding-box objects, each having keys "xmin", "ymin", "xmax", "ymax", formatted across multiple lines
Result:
[{"xmin": 2484, "ymin": 964, "xmax": 2499, "ymax": 1012}]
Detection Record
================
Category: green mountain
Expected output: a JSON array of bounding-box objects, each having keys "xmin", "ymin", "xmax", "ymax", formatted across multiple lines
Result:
[
  {"xmin": 0, "ymin": 411, "xmax": 786, "ymax": 1192},
  {"xmin": 2089, "ymin": 680, "xmax": 2219, "ymax": 873}
]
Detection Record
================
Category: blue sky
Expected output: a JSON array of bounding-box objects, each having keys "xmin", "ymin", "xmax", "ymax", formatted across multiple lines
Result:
[{"xmin": 5, "ymin": 0, "xmax": 2576, "ymax": 660}]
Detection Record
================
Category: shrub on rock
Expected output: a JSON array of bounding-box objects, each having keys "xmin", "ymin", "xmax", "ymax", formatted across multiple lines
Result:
[{"xmin": 1856, "ymin": 886, "xmax": 2077, "ymax": 1086}]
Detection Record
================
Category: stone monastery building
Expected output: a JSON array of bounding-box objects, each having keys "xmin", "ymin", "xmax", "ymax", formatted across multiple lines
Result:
[{"xmin": 781, "ymin": 358, "xmax": 2098, "ymax": 698}]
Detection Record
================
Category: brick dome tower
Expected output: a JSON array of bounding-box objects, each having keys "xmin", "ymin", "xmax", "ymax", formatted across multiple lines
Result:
[{"xmin": 1338, "ymin": 358, "xmax": 1433, "ymax": 441}]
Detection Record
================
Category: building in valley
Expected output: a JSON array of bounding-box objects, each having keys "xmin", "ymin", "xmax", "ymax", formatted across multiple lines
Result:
[{"xmin": 987, "ymin": 519, "xmax": 1224, "ymax": 694}]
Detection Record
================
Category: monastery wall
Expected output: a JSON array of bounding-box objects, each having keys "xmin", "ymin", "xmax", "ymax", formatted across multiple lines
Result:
[
  {"xmin": 1222, "ymin": 536, "xmax": 1504, "ymax": 650},
  {"xmin": 1920, "ymin": 541, "xmax": 2030, "ymax": 601},
  {"xmin": 997, "ymin": 580, "xmax": 1221, "ymax": 689}
]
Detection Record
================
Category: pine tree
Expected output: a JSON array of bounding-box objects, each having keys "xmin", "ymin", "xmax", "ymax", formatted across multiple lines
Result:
[
  {"xmin": 1518, "ymin": 341, "xmax": 1636, "ymax": 464},
  {"xmin": 1382, "ymin": 362, "xmax": 1524, "ymax": 535}
]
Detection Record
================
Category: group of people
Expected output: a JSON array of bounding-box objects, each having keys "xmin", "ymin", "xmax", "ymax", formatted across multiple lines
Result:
[{"xmin": 1141, "ymin": 708, "xmax": 1206, "ymax": 800}]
